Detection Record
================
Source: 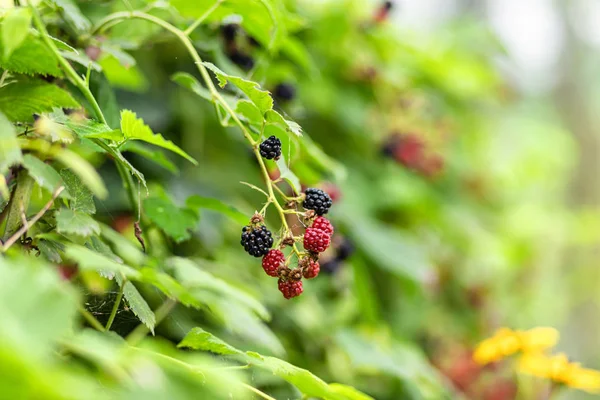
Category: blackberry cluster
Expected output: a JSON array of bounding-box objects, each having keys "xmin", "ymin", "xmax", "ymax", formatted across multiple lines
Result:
[
  {"xmin": 273, "ymin": 83, "xmax": 296, "ymax": 102},
  {"xmin": 302, "ymin": 258, "xmax": 320, "ymax": 279},
  {"xmin": 303, "ymin": 188, "xmax": 333, "ymax": 215},
  {"xmin": 262, "ymin": 249, "xmax": 285, "ymax": 277},
  {"xmin": 259, "ymin": 136, "xmax": 282, "ymax": 160},
  {"xmin": 303, "ymin": 227, "xmax": 331, "ymax": 253},
  {"xmin": 312, "ymin": 216, "xmax": 334, "ymax": 236},
  {"xmin": 240, "ymin": 225, "xmax": 273, "ymax": 257},
  {"xmin": 278, "ymin": 279, "xmax": 303, "ymax": 299}
]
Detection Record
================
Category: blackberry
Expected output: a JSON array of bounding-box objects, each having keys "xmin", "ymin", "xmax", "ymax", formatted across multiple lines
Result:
[
  {"xmin": 303, "ymin": 227, "xmax": 331, "ymax": 253},
  {"xmin": 229, "ymin": 51, "xmax": 255, "ymax": 70},
  {"xmin": 240, "ymin": 225, "xmax": 273, "ymax": 257},
  {"xmin": 336, "ymin": 237, "xmax": 355, "ymax": 261},
  {"xmin": 302, "ymin": 258, "xmax": 320, "ymax": 279},
  {"xmin": 321, "ymin": 259, "xmax": 341, "ymax": 274},
  {"xmin": 383, "ymin": 1, "xmax": 394, "ymax": 11},
  {"xmin": 221, "ymin": 24, "xmax": 239, "ymax": 42},
  {"xmin": 278, "ymin": 279, "xmax": 303, "ymax": 299},
  {"xmin": 262, "ymin": 249, "xmax": 285, "ymax": 277},
  {"xmin": 312, "ymin": 216, "xmax": 334, "ymax": 237},
  {"xmin": 259, "ymin": 136, "xmax": 282, "ymax": 160},
  {"xmin": 303, "ymin": 188, "xmax": 333, "ymax": 215},
  {"xmin": 273, "ymin": 83, "xmax": 296, "ymax": 102}
]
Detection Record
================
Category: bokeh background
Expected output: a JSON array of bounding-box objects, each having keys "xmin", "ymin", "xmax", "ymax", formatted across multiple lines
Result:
[{"xmin": 7, "ymin": 0, "xmax": 600, "ymax": 398}]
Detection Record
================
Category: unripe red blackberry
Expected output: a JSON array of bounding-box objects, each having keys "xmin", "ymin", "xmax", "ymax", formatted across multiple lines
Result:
[
  {"xmin": 302, "ymin": 188, "xmax": 333, "ymax": 215},
  {"xmin": 262, "ymin": 249, "xmax": 285, "ymax": 277},
  {"xmin": 303, "ymin": 227, "xmax": 331, "ymax": 253},
  {"xmin": 311, "ymin": 216, "xmax": 334, "ymax": 237},
  {"xmin": 259, "ymin": 135, "xmax": 282, "ymax": 160},
  {"xmin": 240, "ymin": 225, "xmax": 273, "ymax": 257},
  {"xmin": 278, "ymin": 279, "xmax": 303, "ymax": 299},
  {"xmin": 302, "ymin": 259, "xmax": 320, "ymax": 279}
]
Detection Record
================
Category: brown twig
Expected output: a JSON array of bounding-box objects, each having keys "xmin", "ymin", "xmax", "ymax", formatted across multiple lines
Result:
[{"xmin": 0, "ymin": 186, "xmax": 64, "ymax": 253}]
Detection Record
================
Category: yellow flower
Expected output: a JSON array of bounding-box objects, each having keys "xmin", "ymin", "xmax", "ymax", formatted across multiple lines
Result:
[
  {"xmin": 473, "ymin": 327, "xmax": 559, "ymax": 365},
  {"xmin": 519, "ymin": 327, "xmax": 559, "ymax": 354},
  {"xmin": 473, "ymin": 328, "xmax": 521, "ymax": 365},
  {"xmin": 517, "ymin": 353, "xmax": 600, "ymax": 394}
]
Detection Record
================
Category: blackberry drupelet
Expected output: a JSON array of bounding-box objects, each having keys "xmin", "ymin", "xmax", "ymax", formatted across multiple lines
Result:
[
  {"xmin": 311, "ymin": 216, "xmax": 334, "ymax": 237},
  {"xmin": 259, "ymin": 135, "xmax": 282, "ymax": 160},
  {"xmin": 302, "ymin": 188, "xmax": 333, "ymax": 215},
  {"xmin": 303, "ymin": 227, "xmax": 331, "ymax": 253},
  {"xmin": 241, "ymin": 225, "xmax": 273, "ymax": 257}
]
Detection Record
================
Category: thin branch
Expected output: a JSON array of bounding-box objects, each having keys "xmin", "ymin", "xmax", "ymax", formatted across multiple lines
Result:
[
  {"xmin": 241, "ymin": 383, "xmax": 277, "ymax": 400},
  {"xmin": 78, "ymin": 305, "xmax": 106, "ymax": 332},
  {"xmin": 183, "ymin": 0, "xmax": 223, "ymax": 36},
  {"xmin": 0, "ymin": 186, "xmax": 64, "ymax": 253},
  {"xmin": 105, "ymin": 280, "xmax": 125, "ymax": 331}
]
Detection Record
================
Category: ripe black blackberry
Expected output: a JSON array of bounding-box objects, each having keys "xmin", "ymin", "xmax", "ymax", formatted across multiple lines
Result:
[
  {"xmin": 259, "ymin": 136, "xmax": 282, "ymax": 160},
  {"xmin": 241, "ymin": 225, "xmax": 273, "ymax": 257},
  {"xmin": 229, "ymin": 51, "xmax": 255, "ymax": 70},
  {"xmin": 302, "ymin": 188, "xmax": 333, "ymax": 215},
  {"xmin": 221, "ymin": 24, "xmax": 239, "ymax": 42},
  {"xmin": 273, "ymin": 83, "xmax": 296, "ymax": 102}
]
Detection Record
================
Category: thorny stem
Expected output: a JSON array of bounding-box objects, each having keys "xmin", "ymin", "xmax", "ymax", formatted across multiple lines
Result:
[
  {"xmin": 105, "ymin": 280, "xmax": 125, "ymax": 331},
  {"xmin": 89, "ymin": 11, "xmax": 305, "ymax": 258}
]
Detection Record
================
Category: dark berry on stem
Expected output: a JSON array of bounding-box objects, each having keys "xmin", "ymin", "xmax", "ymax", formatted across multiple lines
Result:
[
  {"xmin": 274, "ymin": 83, "xmax": 296, "ymax": 102},
  {"xmin": 259, "ymin": 135, "xmax": 282, "ymax": 160},
  {"xmin": 312, "ymin": 216, "xmax": 334, "ymax": 237},
  {"xmin": 278, "ymin": 279, "xmax": 303, "ymax": 299},
  {"xmin": 262, "ymin": 249, "xmax": 285, "ymax": 277},
  {"xmin": 241, "ymin": 225, "xmax": 273, "ymax": 257},
  {"xmin": 303, "ymin": 188, "xmax": 333, "ymax": 215},
  {"xmin": 336, "ymin": 237, "xmax": 355, "ymax": 261},
  {"xmin": 229, "ymin": 51, "xmax": 255, "ymax": 70},
  {"xmin": 321, "ymin": 259, "xmax": 341, "ymax": 274},
  {"xmin": 221, "ymin": 23, "xmax": 239, "ymax": 42},
  {"xmin": 303, "ymin": 227, "xmax": 331, "ymax": 253}
]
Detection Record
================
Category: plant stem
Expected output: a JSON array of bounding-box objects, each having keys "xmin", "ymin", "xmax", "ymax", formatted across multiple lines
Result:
[
  {"xmin": 31, "ymin": 7, "xmax": 107, "ymax": 125},
  {"xmin": 78, "ymin": 305, "xmax": 106, "ymax": 332},
  {"xmin": 89, "ymin": 11, "xmax": 303, "ymax": 256},
  {"xmin": 1, "ymin": 171, "xmax": 34, "ymax": 242},
  {"xmin": 241, "ymin": 383, "xmax": 277, "ymax": 400},
  {"xmin": 126, "ymin": 298, "xmax": 177, "ymax": 345},
  {"xmin": 105, "ymin": 282, "xmax": 125, "ymax": 331},
  {"xmin": 183, "ymin": 0, "xmax": 223, "ymax": 36},
  {"xmin": 1, "ymin": 186, "xmax": 64, "ymax": 252}
]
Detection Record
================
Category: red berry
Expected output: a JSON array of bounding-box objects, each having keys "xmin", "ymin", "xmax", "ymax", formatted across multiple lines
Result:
[
  {"xmin": 303, "ymin": 228, "xmax": 331, "ymax": 253},
  {"xmin": 302, "ymin": 259, "xmax": 320, "ymax": 279},
  {"xmin": 278, "ymin": 279, "xmax": 303, "ymax": 299},
  {"xmin": 311, "ymin": 216, "xmax": 334, "ymax": 237},
  {"xmin": 262, "ymin": 249, "xmax": 285, "ymax": 277}
]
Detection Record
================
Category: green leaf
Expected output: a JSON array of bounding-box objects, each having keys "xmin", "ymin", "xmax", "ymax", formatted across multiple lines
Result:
[
  {"xmin": 143, "ymin": 196, "xmax": 199, "ymax": 243},
  {"xmin": 1, "ymin": 8, "xmax": 32, "ymax": 61},
  {"xmin": 36, "ymin": 238, "xmax": 64, "ymax": 263},
  {"xmin": 51, "ymin": 0, "xmax": 91, "ymax": 32},
  {"xmin": 21, "ymin": 154, "xmax": 67, "ymax": 196},
  {"xmin": 99, "ymin": 54, "xmax": 148, "ymax": 92},
  {"xmin": 0, "ymin": 80, "xmax": 78, "ymax": 122},
  {"xmin": 99, "ymin": 223, "xmax": 146, "ymax": 267},
  {"xmin": 56, "ymin": 208, "xmax": 100, "ymax": 237},
  {"xmin": 63, "ymin": 244, "xmax": 140, "ymax": 280},
  {"xmin": 137, "ymin": 268, "xmax": 200, "ymax": 308},
  {"xmin": 328, "ymin": 384, "xmax": 375, "ymax": 400},
  {"xmin": 265, "ymin": 109, "xmax": 302, "ymax": 137},
  {"xmin": 185, "ymin": 195, "xmax": 247, "ymax": 225},
  {"xmin": 0, "ymin": 35, "xmax": 62, "ymax": 77},
  {"xmin": 59, "ymin": 169, "xmax": 95, "ymax": 214},
  {"xmin": 235, "ymin": 100, "xmax": 263, "ymax": 125},
  {"xmin": 120, "ymin": 110, "xmax": 197, "ymax": 165},
  {"xmin": 276, "ymin": 156, "xmax": 301, "ymax": 195},
  {"xmin": 0, "ymin": 111, "xmax": 21, "ymax": 173},
  {"xmin": 171, "ymin": 72, "xmax": 212, "ymax": 101},
  {"xmin": 54, "ymin": 149, "xmax": 108, "ymax": 199},
  {"xmin": 116, "ymin": 275, "xmax": 156, "ymax": 334},
  {"xmin": 170, "ymin": 258, "xmax": 269, "ymax": 321},
  {"xmin": 120, "ymin": 141, "xmax": 178, "ymax": 174},
  {"xmin": 178, "ymin": 327, "xmax": 242, "ymax": 355},
  {"xmin": 203, "ymin": 62, "xmax": 273, "ymax": 114}
]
